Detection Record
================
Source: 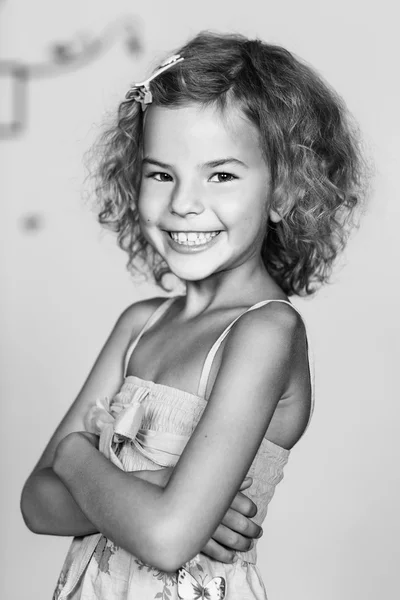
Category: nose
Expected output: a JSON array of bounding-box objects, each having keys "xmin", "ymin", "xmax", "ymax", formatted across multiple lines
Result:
[{"xmin": 169, "ymin": 179, "xmax": 205, "ymax": 217}]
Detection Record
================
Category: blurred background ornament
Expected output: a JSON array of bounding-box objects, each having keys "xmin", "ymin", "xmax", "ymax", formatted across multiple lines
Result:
[
  {"xmin": 19, "ymin": 212, "xmax": 45, "ymax": 233},
  {"xmin": 0, "ymin": 12, "xmax": 143, "ymax": 139}
]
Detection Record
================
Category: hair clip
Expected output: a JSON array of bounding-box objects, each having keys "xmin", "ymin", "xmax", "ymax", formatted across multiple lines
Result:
[{"xmin": 125, "ymin": 54, "xmax": 184, "ymax": 111}]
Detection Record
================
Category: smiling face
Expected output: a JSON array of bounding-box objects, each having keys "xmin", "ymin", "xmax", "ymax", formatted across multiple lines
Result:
[{"xmin": 138, "ymin": 102, "xmax": 277, "ymax": 282}]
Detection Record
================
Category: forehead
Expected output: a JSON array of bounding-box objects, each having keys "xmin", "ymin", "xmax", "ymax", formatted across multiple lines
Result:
[{"xmin": 142, "ymin": 103, "xmax": 264, "ymax": 167}]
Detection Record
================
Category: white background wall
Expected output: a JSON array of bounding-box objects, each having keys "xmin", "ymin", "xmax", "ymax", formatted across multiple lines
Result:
[{"xmin": 1, "ymin": 1, "xmax": 398, "ymax": 598}]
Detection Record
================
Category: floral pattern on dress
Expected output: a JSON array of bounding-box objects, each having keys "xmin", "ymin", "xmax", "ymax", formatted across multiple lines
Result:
[
  {"xmin": 134, "ymin": 558, "xmax": 178, "ymax": 599},
  {"xmin": 52, "ymin": 570, "xmax": 67, "ymax": 600},
  {"xmin": 177, "ymin": 564, "xmax": 227, "ymax": 600},
  {"xmin": 133, "ymin": 553, "xmax": 229, "ymax": 599},
  {"xmin": 182, "ymin": 554, "xmax": 202, "ymax": 570},
  {"xmin": 93, "ymin": 536, "xmax": 118, "ymax": 575}
]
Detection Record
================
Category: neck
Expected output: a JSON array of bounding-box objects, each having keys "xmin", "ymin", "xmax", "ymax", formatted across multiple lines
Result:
[{"xmin": 179, "ymin": 255, "xmax": 283, "ymax": 319}]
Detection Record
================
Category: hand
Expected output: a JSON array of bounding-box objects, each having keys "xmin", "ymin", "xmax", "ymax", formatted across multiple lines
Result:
[
  {"xmin": 202, "ymin": 477, "xmax": 262, "ymax": 563},
  {"xmin": 55, "ymin": 431, "xmax": 100, "ymax": 458},
  {"xmin": 53, "ymin": 432, "xmax": 100, "ymax": 476},
  {"xmin": 74, "ymin": 431, "xmax": 100, "ymax": 449}
]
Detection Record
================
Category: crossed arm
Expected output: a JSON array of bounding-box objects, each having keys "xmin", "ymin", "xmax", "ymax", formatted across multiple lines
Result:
[
  {"xmin": 21, "ymin": 299, "xmax": 301, "ymax": 572},
  {"xmin": 21, "ymin": 460, "xmax": 258, "ymax": 563}
]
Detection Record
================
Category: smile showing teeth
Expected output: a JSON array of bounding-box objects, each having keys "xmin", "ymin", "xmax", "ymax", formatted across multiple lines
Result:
[{"xmin": 169, "ymin": 231, "xmax": 220, "ymax": 246}]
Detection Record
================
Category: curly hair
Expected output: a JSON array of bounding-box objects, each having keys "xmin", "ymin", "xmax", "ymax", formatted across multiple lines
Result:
[{"xmin": 92, "ymin": 31, "xmax": 366, "ymax": 296}]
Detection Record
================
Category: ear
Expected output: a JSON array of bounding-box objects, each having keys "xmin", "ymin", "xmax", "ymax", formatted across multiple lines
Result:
[{"xmin": 269, "ymin": 208, "xmax": 282, "ymax": 223}]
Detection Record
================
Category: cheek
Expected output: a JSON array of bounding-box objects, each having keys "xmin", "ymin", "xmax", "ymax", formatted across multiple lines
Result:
[
  {"xmin": 138, "ymin": 193, "xmax": 157, "ymax": 226},
  {"xmin": 138, "ymin": 180, "xmax": 171, "ymax": 224},
  {"xmin": 218, "ymin": 190, "xmax": 268, "ymax": 230}
]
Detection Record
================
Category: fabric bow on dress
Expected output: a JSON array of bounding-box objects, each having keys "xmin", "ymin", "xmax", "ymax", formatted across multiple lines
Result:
[
  {"xmin": 84, "ymin": 387, "xmax": 149, "ymax": 470},
  {"xmin": 84, "ymin": 386, "xmax": 190, "ymax": 470}
]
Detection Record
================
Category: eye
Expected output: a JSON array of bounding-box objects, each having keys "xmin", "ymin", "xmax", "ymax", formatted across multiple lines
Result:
[
  {"xmin": 145, "ymin": 172, "xmax": 173, "ymax": 182},
  {"xmin": 209, "ymin": 172, "xmax": 238, "ymax": 183}
]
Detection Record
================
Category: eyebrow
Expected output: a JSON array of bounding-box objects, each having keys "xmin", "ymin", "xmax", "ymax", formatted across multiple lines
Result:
[
  {"xmin": 142, "ymin": 157, "xmax": 249, "ymax": 169},
  {"xmin": 205, "ymin": 157, "xmax": 248, "ymax": 169}
]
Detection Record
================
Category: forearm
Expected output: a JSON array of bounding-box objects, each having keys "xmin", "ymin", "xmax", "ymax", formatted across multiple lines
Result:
[
  {"xmin": 20, "ymin": 463, "xmax": 167, "ymax": 538},
  {"xmin": 53, "ymin": 433, "xmax": 174, "ymax": 568},
  {"xmin": 53, "ymin": 434, "xmax": 258, "ymax": 571},
  {"xmin": 21, "ymin": 467, "xmax": 98, "ymax": 536}
]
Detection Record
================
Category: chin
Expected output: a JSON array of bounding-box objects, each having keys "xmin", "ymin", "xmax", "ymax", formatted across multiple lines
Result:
[
  {"xmin": 162, "ymin": 255, "xmax": 220, "ymax": 282},
  {"xmin": 168, "ymin": 264, "xmax": 217, "ymax": 283}
]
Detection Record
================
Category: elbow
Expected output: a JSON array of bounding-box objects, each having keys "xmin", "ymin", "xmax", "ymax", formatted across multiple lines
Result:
[
  {"xmin": 144, "ymin": 545, "xmax": 193, "ymax": 574},
  {"xmin": 21, "ymin": 511, "xmax": 42, "ymax": 535},
  {"xmin": 147, "ymin": 548, "xmax": 187, "ymax": 574},
  {"xmin": 20, "ymin": 481, "xmax": 41, "ymax": 534},
  {"xmin": 20, "ymin": 476, "xmax": 50, "ymax": 535},
  {"xmin": 138, "ymin": 517, "xmax": 200, "ymax": 573}
]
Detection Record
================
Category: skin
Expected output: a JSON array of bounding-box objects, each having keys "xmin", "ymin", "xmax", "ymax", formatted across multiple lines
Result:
[
  {"xmin": 20, "ymin": 298, "xmax": 260, "ymax": 562},
  {"xmin": 21, "ymin": 103, "xmax": 312, "ymax": 574},
  {"xmin": 139, "ymin": 103, "xmax": 279, "ymax": 286}
]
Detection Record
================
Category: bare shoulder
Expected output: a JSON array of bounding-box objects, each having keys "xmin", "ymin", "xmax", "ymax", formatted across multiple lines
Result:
[
  {"xmin": 213, "ymin": 300, "xmax": 309, "ymax": 413},
  {"xmin": 115, "ymin": 296, "xmax": 171, "ymax": 338},
  {"xmin": 230, "ymin": 300, "xmax": 306, "ymax": 353}
]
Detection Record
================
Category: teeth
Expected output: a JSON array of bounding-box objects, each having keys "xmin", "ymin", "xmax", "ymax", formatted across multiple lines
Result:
[{"xmin": 170, "ymin": 231, "xmax": 220, "ymax": 246}]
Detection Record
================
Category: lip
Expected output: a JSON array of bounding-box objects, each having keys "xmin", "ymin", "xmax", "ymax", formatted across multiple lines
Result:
[{"xmin": 164, "ymin": 230, "xmax": 222, "ymax": 254}]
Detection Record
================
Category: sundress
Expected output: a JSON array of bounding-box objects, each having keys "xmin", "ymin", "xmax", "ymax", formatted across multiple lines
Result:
[{"xmin": 53, "ymin": 297, "xmax": 315, "ymax": 600}]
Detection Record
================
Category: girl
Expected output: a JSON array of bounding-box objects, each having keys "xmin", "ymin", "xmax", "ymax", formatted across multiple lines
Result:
[{"xmin": 21, "ymin": 32, "xmax": 364, "ymax": 599}]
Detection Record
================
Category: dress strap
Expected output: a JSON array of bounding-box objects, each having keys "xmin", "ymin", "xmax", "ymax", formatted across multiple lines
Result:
[
  {"xmin": 123, "ymin": 297, "xmax": 176, "ymax": 378},
  {"xmin": 197, "ymin": 299, "xmax": 315, "ymax": 435}
]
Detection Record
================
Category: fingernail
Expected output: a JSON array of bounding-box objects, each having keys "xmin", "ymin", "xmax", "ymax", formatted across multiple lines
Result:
[{"xmin": 257, "ymin": 528, "xmax": 263, "ymax": 538}]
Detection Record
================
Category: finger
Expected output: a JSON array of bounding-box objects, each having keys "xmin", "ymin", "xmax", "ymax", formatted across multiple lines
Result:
[
  {"xmin": 201, "ymin": 539, "xmax": 236, "ymax": 564},
  {"xmin": 239, "ymin": 477, "xmax": 253, "ymax": 491},
  {"xmin": 231, "ymin": 491, "xmax": 258, "ymax": 518},
  {"xmin": 212, "ymin": 523, "xmax": 256, "ymax": 552},
  {"xmin": 221, "ymin": 507, "xmax": 262, "ymax": 540}
]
